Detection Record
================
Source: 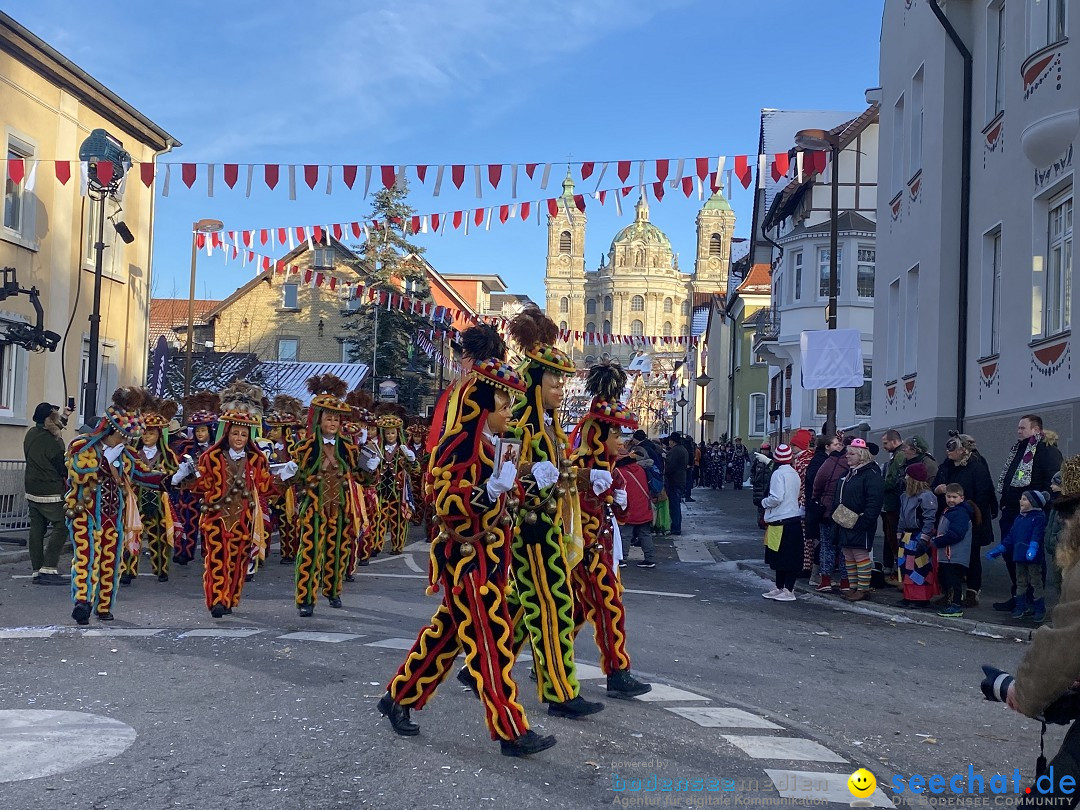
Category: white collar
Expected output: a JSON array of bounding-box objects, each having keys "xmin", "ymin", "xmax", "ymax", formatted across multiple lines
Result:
[
  {"xmin": 323, "ymin": 437, "xmax": 337, "ymax": 445},
  {"xmin": 228, "ymin": 448, "xmax": 246, "ymax": 460},
  {"xmin": 543, "ymin": 413, "xmax": 553, "ymax": 426},
  {"xmin": 385, "ymin": 443, "xmax": 398, "ymax": 451},
  {"xmin": 142, "ymin": 446, "xmax": 158, "ymax": 460}
]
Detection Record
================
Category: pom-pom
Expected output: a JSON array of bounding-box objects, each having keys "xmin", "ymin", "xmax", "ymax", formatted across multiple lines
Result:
[
  {"xmin": 508, "ymin": 306, "xmax": 558, "ymax": 352},
  {"xmin": 460, "ymin": 324, "xmax": 507, "ymax": 362},
  {"xmin": 374, "ymin": 402, "xmax": 409, "ymax": 421},
  {"xmin": 585, "ymin": 357, "xmax": 627, "ymax": 401}
]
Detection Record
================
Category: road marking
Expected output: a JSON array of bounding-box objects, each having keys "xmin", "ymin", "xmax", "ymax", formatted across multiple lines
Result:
[
  {"xmin": 572, "ymin": 662, "xmax": 606, "ymax": 680},
  {"xmin": 364, "ymin": 637, "xmax": 416, "ymax": 650},
  {"xmin": 722, "ymin": 736, "xmax": 846, "ymax": 763},
  {"xmin": 83, "ymin": 629, "xmax": 165, "ymax": 637},
  {"xmin": 178, "ymin": 629, "xmax": 263, "ymax": 639},
  {"xmin": 354, "ymin": 572, "xmax": 427, "ymax": 579},
  {"xmin": 0, "ymin": 710, "xmax": 137, "ymax": 784},
  {"xmin": 633, "ymin": 684, "xmax": 710, "ymax": 702},
  {"xmin": 674, "ymin": 539, "xmax": 715, "ymax": 563},
  {"xmin": 404, "ymin": 554, "xmax": 425, "ymax": 574},
  {"xmin": 278, "ymin": 631, "xmax": 362, "ymax": 643},
  {"xmin": 622, "ymin": 588, "xmax": 696, "ymax": 599},
  {"xmin": 665, "ymin": 706, "xmax": 781, "ymax": 729},
  {"xmin": 764, "ymin": 769, "xmax": 895, "ymax": 808},
  {"xmin": 0, "ymin": 627, "xmax": 59, "ymax": 639}
]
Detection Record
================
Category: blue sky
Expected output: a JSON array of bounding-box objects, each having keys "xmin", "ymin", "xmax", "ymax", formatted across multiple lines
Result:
[{"xmin": 15, "ymin": 0, "xmax": 883, "ymax": 305}]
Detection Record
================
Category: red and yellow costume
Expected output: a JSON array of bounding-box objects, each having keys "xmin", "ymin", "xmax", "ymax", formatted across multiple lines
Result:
[
  {"xmin": 169, "ymin": 392, "xmax": 219, "ymax": 564},
  {"xmin": 373, "ymin": 409, "xmax": 419, "ymax": 555},
  {"xmin": 265, "ymin": 396, "xmax": 305, "ymax": 563},
  {"xmin": 343, "ymin": 393, "xmax": 380, "ymax": 571}
]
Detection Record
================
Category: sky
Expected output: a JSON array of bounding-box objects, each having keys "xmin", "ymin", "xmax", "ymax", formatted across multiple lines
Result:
[{"xmin": 12, "ymin": 0, "xmax": 884, "ymax": 305}]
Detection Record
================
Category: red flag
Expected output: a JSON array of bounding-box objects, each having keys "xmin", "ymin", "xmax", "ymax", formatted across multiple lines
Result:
[
  {"xmin": 547, "ymin": 198, "xmax": 559, "ymax": 216},
  {"xmin": 772, "ymin": 152, "xmax": 790, "ymax": 181},
  {"xmin": 332, "ymin": 223, "xmax": 343, "ymax": 240},
  {"xmin": 381, "ymin": 165, "xmax": 395, "ymax": 188},
  {"xmin": 573, "ymin": 194, "xmax": 585, "ymax": 212},
  {"xmin": 488, "ymin": 164, "xmax": 502, "ymax": 188},
  {"xmin": 56, "ymin": 161, "xmax": 72, "ymax": 185},
  {"xmin": 473, "ymin": 208, "xmax": 484, "ymax": 226},
  {"xmin": 525, "ymin": 163, "xmax": 538, "ymax": 179},
  {"xmin": 262, "ymin": 256, "xmax": 271, "ymax": 271},
  {"xmin": 499, "ymin": 205, "xmax": 509, "ymax": 224},
  {"xmin": 809, "ymin": 150, "xmax": 828, "ymax": 176},
  {"xmin": 681, "ymin": 176, "xmax": 694, "ymax": 197},
  {"xmin": 315, "ymin": 273, "xmax": 325, "ymax": 288},
  {"xmin": 343, "ymin": 165, "xmax": 357, "ymax": 189},
  {"xmin": 241, "ymin": 231, "xmax": 251, "ymax": 247},
  {"xmin": 304, "ymin": 165, "xmax": 319, "ymax": 190},
  {"xmin": 223, "ymin": 164, "xmax": 239, "ymax": 189},
  {"xmin": 312, "ymin": 225, "xmax": 323, "ymax": 243},
  {"xmin": 621, "ymin": 186, "xmax": 633, "ymax": 196},
  {"xmin": 452, "ymin": 165, "xmax": 465, "ymax": 189},
  {"xmin": 734, "ymin": 155, "xmax": 752, "ymax": 188},
  {"xmin": 710, "ymin": 171, "xmax": 722, "ymax": 193},
  {"xmin": 304, "ymin": 270, "xmax": 313, "ymax": 284},
  {"xmin": 277, "ymin": 227, "xmax": 287, "ymax": 245},
  {"xmin": 652, "ymin": 181, "xmax": 665, "ymax": 201},
  {"xmin": 411, "ymin": 216, "xmax": 420, "ymax": 233},
  {"xmin": 96, "ymin": 161, "xmax": 115, "ymax": 187},
  {"xmin": 416, "ymin": 165, "xmax": 428, "ymax": 183},
  {"xmin": 580, "ymin": 162, "xmax": 594, "ymax": 180},
  {"xmin": 655, "ymin": 158, "xmax": 669, "ymax": 183},
  {"xmin": 7, "ymin": 158, "xmax": 23, "ymax": 185},
  {"xmin": 211, "ymin": 231, "xmax": 222, "ymax": 248},
  {"xmin": 295, "ymin": 226, "xmax": 306, "ymax": 244},
  {"xmin": 431, "ymin": 213, "xmax": 441, "ymax": 231},
  {"xmin": 195, "ymin": 233, "xmax": 206, "ymax": 250},
  {"xmin": 351, "ymin": 221, "xmax": 362, "ymax": 238},
  {"xmin": 521, "ymin": 201, "xmax": 531, "ymax": 220},
  {"xmin": 695, "ymin": 157, "xmax": 710, "ymax": 180},
  {"xmin": 181, "ymin": 162, "xmax": 196, "ymax": 188},
  {"xmin": 265, "ymin": 164, "xmax": 280, "ymax": 190},
  {"xmin": 259, "ymin": 229, "xmax": 269, "ymax": 246},
  {"xmin": 452, "ymin": 211, "xmax": 463, "ymax": 229},
  {"xmin": 617, "ymin": 160, "xmax": 631, "ymax": 182},
  {"xmin": 329, "ymin": 277, "xmax": 338, "ymax": 291}
]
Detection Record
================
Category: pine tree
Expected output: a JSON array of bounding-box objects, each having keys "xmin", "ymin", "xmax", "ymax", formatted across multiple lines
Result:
[{"xmin": 341, "ymin": 181, "xmax": 438, "ymax": 415}]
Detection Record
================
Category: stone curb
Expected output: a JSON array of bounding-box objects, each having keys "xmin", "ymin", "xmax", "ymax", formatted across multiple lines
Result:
[{"xmin": 0, "ymin": 549, "xmax": 29, "ymax": 566}]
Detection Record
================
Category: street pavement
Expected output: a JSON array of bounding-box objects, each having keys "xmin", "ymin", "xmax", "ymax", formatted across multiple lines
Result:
[{"xmin": 0, "ymin": 487, "xmax": 1064, "ymax": 809}]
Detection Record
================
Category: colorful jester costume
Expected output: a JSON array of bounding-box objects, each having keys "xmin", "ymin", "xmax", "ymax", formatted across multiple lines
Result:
[
  {"xmin": 67, "ymin": 387, "xmax": 159, "ymax": 625},
  {"xmin": 344, "ymin": 391, "xmax": 380, "ymax": 570},
  {"xmin": 504, "ymin": 308, "xmax": 603, "ymax": 719},
  {"xmin": 169, "ymin": 392, "xmax": 219, "ymax": 564},
  {"xmin": 292, "ymin": 374, "xmax": 371, "ymax": 616},
  {"xmin": 568, "ymin": 361, "xmax": 651, "ymax": 699},
  {"xmin": 265, "ymin": 395, "xmax": 305, "ymax": 563},
  {"xmin": 186, "ymin": 382, "xmax": 277, "ymax": 617},
  {"xmin": 405, "ymin": 420, "xmax": 431, "ymax": 530},
  {"xmin": 121, "ymin": 398, "xmax": 180, "ymax": 584},
  {"xmin": 373, "ymin": 407, "xmax": 419, "ymax": 555},
  {"xmin": 382, "ymin": 358, "xmax": 556, "ymax": 757}
]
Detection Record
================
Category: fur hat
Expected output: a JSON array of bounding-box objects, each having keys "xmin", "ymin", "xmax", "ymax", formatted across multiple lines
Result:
[
  {"xmin": 508, "ymin": 306, "xmax": 574, "ymax": 374},
  {"xmin": 183, "ymin": 391, "xmax": 221, "ymax": 427},
  {"xmin": 306, "ymin": 374, "xmax": 351, "ymax": 415},
  {"xmin": 218, "ymin": 380, "xmax": 265, "ymax": 427},
  {"xmin": 143, "ymin": 398, "xmax": 179, "ymax": 430}
]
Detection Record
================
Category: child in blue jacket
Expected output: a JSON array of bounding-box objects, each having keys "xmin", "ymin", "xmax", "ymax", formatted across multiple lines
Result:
[{"xmin": 987, "ymin": 489, "xmax": 1050, "ymax": 621}]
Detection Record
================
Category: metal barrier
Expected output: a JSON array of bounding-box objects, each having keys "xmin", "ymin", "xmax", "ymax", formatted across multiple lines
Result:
[{"xmin": 0, "ymin": 460, "xmax": 30, "ymax": 539}]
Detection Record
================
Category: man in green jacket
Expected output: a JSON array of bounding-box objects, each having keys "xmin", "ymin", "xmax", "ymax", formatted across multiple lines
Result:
[
  {"xmin": 880, "ymin": 429, "xmax": 905, "ymax": 577},
  {"xmin": 24, "ymin": 402, "xmax": 70, "ymax": 585}
]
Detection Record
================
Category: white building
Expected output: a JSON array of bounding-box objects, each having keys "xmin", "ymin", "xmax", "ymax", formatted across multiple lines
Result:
[
  {"xmin": 875, "ymin": 0, "xmax": 1077, "ymax": 471},
  {"xmin": 756, "ymin": 107, "xmax": 880, "ymax": 440}
]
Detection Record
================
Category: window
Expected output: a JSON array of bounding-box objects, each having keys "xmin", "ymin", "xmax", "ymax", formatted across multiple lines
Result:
[
  {"xmin": 1046, "ymin": 192, "xmax": 1073, "ymax": 336},
  {"xmin": 709, "ymin": 233, "xmax": 723, "ymax": 256},
  {"xmin": 603, "ymin": 320, "xmax": 611, "ymax": 334},
  {"xmin": 681, "ymin": 300, "xmax": 690, "ymax": 316},
  {"xmin": 904, "ymin": 265, "xmax": 920, "ymax": 375},
  {"xmin": 586, "ymin": 298, "xmax": 596, "ymax": 315},
  {"xmin": 0, "ymin": 342, "xmax": 20, "ymax": 417},
  {"xmin": 910, "ymin": 67, "xmax": 924, "ymax": 177},
  {"xmin": 281, "ymin": 283, "xmax": 299, "ymax": 309},
  {"xmin": 1030, "ymin": 0, "xmax": 1067, "ymax": 51},
  {"xmin": 663, "ymin": 297, "xmax": 673, "ymax": 313},
  {"xmin": 1049, "ymin": 0, "xmax": 1067, "ymax": 43},
  {"xmin": 4, "ymin": 137, "xmax": 33, "ymax": 236},
  {"xmin": 749, "ymin": 393, "xmax": 767, "ymax": 436},
  {"xmin": 630, "ymin": 319, "xmax": 644, "ymax": 337},
  {"xmin": 818, "ymin": 246, "xmax": 842, "ymax": 298},
  {"xmin": 312, "ymin": 247, "xmax": 335, "ymax": 268},
  {"xmin": 277, "ymin": 338, "xmax": 299, "ymax": 362},
  {"xmin": 855, "ymin": 361, "xmax": 872, "ymax": 417},
  {"xmin": 892, "ymin": 93, "xmax": 905, "ymax": 194},
  {"xmin": 559, "ymin": 230, "xmax": 572, "ymax": 254},
  {"xmin": 792, "ymin": 252, "xmax": 803, "ymax": 301},
  {"xmin": 559, "ymin": 296, "xmax": 569, "ymax": 314},
  {"xmin": 341, "ymin": 341, "xmax": 353, "ymax": 363},
  {"xmin": 887, "ymin": 279, "xmax": 901, "ymax": 380},
  {"xmin": 343, "ymin": 294, "xmax": 363, "ymax": 312},
  {"xmin": 586, "ymin": 321, "xmax": 596, "ymax": 333},
  {"xmin": 982, "ymin": 229, "xmax": 1003, "ymax": 356},
  {"xmin": 815, "ymin": 389, "xmax": 829, "ymax": 418},
  {"xmin": 663, "ymin": 321, "xmax": 672, "ymax": 337},
  {"xmin": 990, "ymin": 2, "xmax": 1007, "ymax": 118},
  {"xmin": 631, "ymin": 294, "xmax": 644, "ymax": 311},
  {"xmin": 603, "ymin": 295, "xmax": 612, "ymax": 312},
  {"xmin": 857, "ymin": 247, "xmax": 876, "ymax": 298}
]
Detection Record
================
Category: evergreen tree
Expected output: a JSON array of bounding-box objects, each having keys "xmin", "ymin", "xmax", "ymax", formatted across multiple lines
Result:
[{"xmin": 341, "ymin": 181, "xmax": 438, "ymax": 415}]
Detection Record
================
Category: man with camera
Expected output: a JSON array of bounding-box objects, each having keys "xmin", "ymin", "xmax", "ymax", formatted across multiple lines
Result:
[{"xmin": 23, "ymin": 401, "xmax": 73, "ymax": 585}]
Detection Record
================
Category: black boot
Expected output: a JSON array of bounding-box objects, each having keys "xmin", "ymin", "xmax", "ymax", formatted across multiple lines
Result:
[
  {"xmin": 96, "ymin": 611, "xmax": 114, "ymax": 622},
  {"xmin": 72, "ymin": 601, "xmax": 91, "ymax": 626},
  {"xmin": 377, "ymin": 692, "xmax": 419, "ymax": 736},
  {"xmin": 456, "ymin": 667, "xmax": 479, "ymax": 699},
  {"xmin": 119, "ymin": 573, "xmax": 132, "ymax": 586},
  {"xmin": 158, "ymin": 573, "xmax": 169, "ymax": 582},
  {"xmin": 607, "ymin": 669, "xmax": 652, "ymax": 699},
  {"xmin": 223, "ymin": 607, "xmax": 233, "ymax": 615},
  {"xmin": 279, "ymin": 556, "xmax": 293, "ymax": 565},
  {"xmin": 210, "ymin": 604, "xmax": 225, "ymax": 618},
  {"xmin": 345, "ymin": 573, "xmax": 355, "ymax": 583},
  {"xmin": 298, "ymin": 603, "xmax": 314, "ymax": 617},
  {"xmin": 547, "ymin": 695, "xmax": 605, "ymax": 719},
  {"xmin": 328, "ymin": 596, "xmax": 343, "ymax": 609},
  {"xmin": 358, "ymin": 558, "xmax": 370, "ymax": 567},
  {"xmin": 500, "ymin": 730, "xmax": 557, "ymax": 757}
]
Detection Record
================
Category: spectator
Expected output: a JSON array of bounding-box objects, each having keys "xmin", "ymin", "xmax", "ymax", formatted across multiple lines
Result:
[
  {"xmin": 804, "ymin": 435, "xmax": 832, "ymax": 586},
  {"xmin": 616, "ymin": 446, "xmax": 656, "ymax": 569},
  {"xmin": 751, "ymin": 443, "xmax": 774, "ymax": 529},
  {"xmin": 24, "ymin": 402, "xmax": 71, "ymax": 585},
  {"xmin": 788, "ymin": 429, "xmax": 815, "ymax": 573},
  {"xmin": 630, "ymin": 429, "xmax": 662, "ymax": 472},
  {"xmin": 933, "ymin": 483, "xmax": 975, "ymax": 619},
  {"xmin": 812, "ymin": 434, "xmax": 850, "ymax": 591},
  {"xmin": 664, "ymin": 433, "xmax": 689, "ymax": 537},
  {"xmin": 880, "ymin": 429, "xmax": 905, "ymax": 579},
  {"xmin": 897, "ymin": 462, "xmax": 938, "ymax": 608},
  {"xmin": 995, "ymin": 415, "xmax": 1063, "ymax": 613},
  {"xmin": 683, "ymin": 435, "xmax": 698, "ymax": 503},
  {"xmin": 835, "ymin": 438, "xmax": 884, "ymax": 601},
  {"xmin": 761, "ymin": 444, "xmax": 804, "ymax": 602},
  {"xmin": 932, "ymin": 433, "xmax": 998, "ymax": 607},
  {"xmin": 728, "ymin": 438, "xmax": 749, "ymax": 490},
  {"xmin": 899, "ymin": 436, "xmax": 938, "ymax": 485},
  {"xmin": 988, "ymin": 489, "xmax": 1051, "ymax": 621}
]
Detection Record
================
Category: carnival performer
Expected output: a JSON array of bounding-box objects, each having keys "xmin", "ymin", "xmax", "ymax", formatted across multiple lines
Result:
[
  {"xmin": 568, "ymin": 360, "xmax": 652, "ymax": 698},
  {"xmin": 405, "ymin": 419, "xmax": 431, "ymax": 531},
  {"xmin": 67, "ymin": 387, "xmax": 161, "ymax": 625},
  {"xmin": 169, "ymin": 391, "xmax": 219, "ymax": 565},
  {"xmin": 379, "ymin": 358, "xmax": 557, "ymax": 758},
  {"xmin": 120, "ymin": 398, "xmax": 181, "ymax": 584},
  {"xmin": 174, "ymin": 382, "xmax": 287, "ymax": 618},
  {"xmin": 265, "ymin": 395, "xmax": 304, "ymax": 565},
  {"xmin": 293, "ymin": 374, "xmax": 378, "ymax": 617},
  {"xmin": 343, "ymin": 391, "xmax": 380, "ymax": 571},
  {"xmin": 373, "ymin": 405, "xmax": 419, "ymax": 556},
  {"xmin": 504, "ymin": 307, "xmax": 604, "ymax": 719}
]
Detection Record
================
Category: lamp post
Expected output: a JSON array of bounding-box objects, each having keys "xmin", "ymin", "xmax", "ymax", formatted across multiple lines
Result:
[
  {"xmin": 184, "ymin": 219, "xmax": 224, "ymax": 398},
  {"xmin": 696, "ymin": 372, "xmax": 711, "ymax": 442},
  {"xmin": 677, "ymin": 390, "xmax": 689, "ymax": 436},
  {"xmin": 795, "ymin": 127, "xmax": 841, "ymax": 435}
]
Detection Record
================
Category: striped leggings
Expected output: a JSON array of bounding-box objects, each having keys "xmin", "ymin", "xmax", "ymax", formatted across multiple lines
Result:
[{"xmin": 842, "ymin": 548, "xmax": 873, "ymax": 591}]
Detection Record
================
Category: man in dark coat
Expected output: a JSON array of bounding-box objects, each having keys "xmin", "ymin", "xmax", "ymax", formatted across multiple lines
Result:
[
  {"xmin": 664, "ymin": 434, "xmax": 689, "ymax": 536},
  {"xmin": 24, "ymin": 402, "xmax": 71, "ymax": 585}
]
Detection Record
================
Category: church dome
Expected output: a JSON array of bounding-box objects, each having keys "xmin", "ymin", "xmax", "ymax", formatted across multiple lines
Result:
[{"xmin": 609, "ymin": 195, "xmax": 672, "ymax": 254}]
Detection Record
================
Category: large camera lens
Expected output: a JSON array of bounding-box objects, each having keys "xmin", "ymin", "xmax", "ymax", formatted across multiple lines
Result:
[{"xmin": 981, "ymin": 665, "xmax": 1014, "ymax": 703}]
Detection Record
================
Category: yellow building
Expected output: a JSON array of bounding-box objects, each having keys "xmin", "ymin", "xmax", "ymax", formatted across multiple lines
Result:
[
  {"xmin": 0, "ymin": 12, "xmax": 177, "ymax": 453},
  {"xmin": 544, "ymin": 172, "xmax": 735, "ymax": 365}
]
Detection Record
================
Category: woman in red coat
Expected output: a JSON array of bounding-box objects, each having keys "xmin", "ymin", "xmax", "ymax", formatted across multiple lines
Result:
[{"xmin": 614, "ymin": 447, "xmax": 656, "ymax": 568}]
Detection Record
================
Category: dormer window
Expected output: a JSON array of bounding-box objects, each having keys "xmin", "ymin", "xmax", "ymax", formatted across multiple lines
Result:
[{"xmin": 313, "ymin": 247, "xmax": 335, "ymax": 268}]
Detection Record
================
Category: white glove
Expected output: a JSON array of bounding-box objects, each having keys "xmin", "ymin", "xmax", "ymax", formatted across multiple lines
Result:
[
  {"xmin": 486, "ymin": 462, "xmax": 518, "ymax": 500},
  {"xmin": 276, "ymin": 461, "xmax": 298, "ymax": 481},
  {"xmin": 364, "ymin": 455, "xmax": 380, "ymax": 471},
  {"xmin": 613, "ymin": 489, "xmax": 628, "ymax": 509},
  {"xmin": 590, "ymin": 469, "xmax": 613, "ymax": 495},
  {"xmin": 531, "ymin": 460, "xmax": 560, "ymax": 490},
  {"xmin": 103, "ymin": 443, "xmax": 125, "ymax": 465},
  {"xmin": 170, "ymin": 459, "xmax": 194, "ymax": 486},
  {"xmin": 402, "ymin": 446, "xmax": 416, "ymax": 461},
  {"xmin": 359, "ymin": 429, "xmax": 368, "ymax": 444}
]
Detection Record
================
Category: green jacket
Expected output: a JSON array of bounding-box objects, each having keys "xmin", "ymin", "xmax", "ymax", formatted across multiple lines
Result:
[
  {"xmin": 882, "ymin": 450, "xmax": 905, "ymax": 513},
  {"xmin": 23, "ymin": 422, "xmax": 67, "ymax": 497}
]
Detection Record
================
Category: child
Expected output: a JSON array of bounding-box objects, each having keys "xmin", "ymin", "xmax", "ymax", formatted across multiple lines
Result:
[
  {"xmin": 896, "ymin": 462, "xmax": 937, "ymax": 608},
  {"xmin": 987, "ymin": 489, "xmax": 1050, "ymax": 621},
  {"xmin": 933, "ymin": 483, "xmax": 974, "ymax": 618}
]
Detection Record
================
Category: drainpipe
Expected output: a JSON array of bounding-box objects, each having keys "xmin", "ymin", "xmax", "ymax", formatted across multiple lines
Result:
[{"xmin": 929, "ymin": 1, "xmax": 972, "ymax": 433}]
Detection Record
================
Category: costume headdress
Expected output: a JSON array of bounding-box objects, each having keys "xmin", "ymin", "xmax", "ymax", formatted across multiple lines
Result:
[
  {"xmin": 508, "ymin": 306, "xmax": 574, "ymax": 375},
  {"xmin": 375, "ymin": 403, "xmax": 408, "ymax": 432},
  {"xmin": 305, "ymin": 373, "xmax": 351, "ymax": 415},
  {"xmin": 218, "ymin": 380, "xmax": 265, "ymax": 427},
  {"xmin": 102, "ymin": 386, "xmax": 151, "ymax": 440},
  {"xmin": 183, "ymin": 391, "xmax": 221, "ymax": 427},
  {"xmin": 143, "ymin": 397, "xmax": 179, "ymax": 430},
  {"xmin": 581, "ymin": 358, "xmax": 637, "ymax": 429},
  {"xmin": 460, "ymin": 323, "xmax": 508, "ymax": 362},
  {"xmin": 471, "ymin": 357, "xmax": 527, "ymax": 398},
  {"xmin": 265, "ymin": 394, "xmax": 304, "ymax": 427}
]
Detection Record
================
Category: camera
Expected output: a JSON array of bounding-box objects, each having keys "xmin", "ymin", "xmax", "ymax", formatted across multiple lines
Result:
[
  {"xmin": 981, "ymin": 665, "xmax": 1014, "ymax": 702},
  {"xmin": 982, "ymin": 665, "xmax": 1080, "ymax": 725}
]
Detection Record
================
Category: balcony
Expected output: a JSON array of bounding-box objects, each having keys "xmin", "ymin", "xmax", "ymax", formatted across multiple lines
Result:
[
  {"xmin": 1019, "ymin": 37, "xmax": 1079, "ymax": 169},
  {"xmin": 752, "ymin": 308, "xmax": 781, "ymax": 352}
]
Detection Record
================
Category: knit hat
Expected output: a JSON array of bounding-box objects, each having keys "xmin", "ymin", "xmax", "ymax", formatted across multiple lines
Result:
[
  {"xmin": 790, "ymin": 428, "xmax": 813, "ymax": 452},
  {"xmin": 772, "ymin": 444, "xmax": 793, "ymax": 464},
  {"xmin": 849, "ymin": 438, "xmax": 868, "ymax": 449},
  {"xmin": 760, "ymin": 441, "xmax": 771, "ymax": 450},
  {"xmin": 905, "ymin": 462, "xmax": 928, "ymax": 482},
  {"xmin": 1023, "ymin": 490, "xmax": 1050, "ymax": 509},
  {"xmin": 32, "ymin": 402, "xmax": 58, "ymax": 424}
]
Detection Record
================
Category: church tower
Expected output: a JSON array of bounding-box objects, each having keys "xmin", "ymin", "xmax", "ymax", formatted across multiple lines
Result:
[
  {"xmin": 544, "ymin": 169, "xmax": 587, "ymax": 334},
  {"xmin": 693, "ymin": 185, "xmax": 736, "ymax": 294}
]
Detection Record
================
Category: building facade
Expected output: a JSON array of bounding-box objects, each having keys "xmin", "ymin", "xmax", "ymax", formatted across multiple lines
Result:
[
  {"xmin": 726, "ymin": 264, "xmax": 773, "ymax": 443},
  {"xmin": 875, "ymin": 0, "xmax": 1078, "ymax": 472},
  {"xmin": 0, "ymin": 12, "xmax": 177, "ymax": 452}
]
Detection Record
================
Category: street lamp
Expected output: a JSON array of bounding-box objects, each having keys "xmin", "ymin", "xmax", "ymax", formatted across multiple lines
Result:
[
  {"xmin": 795, "ymin": 127, "xmax": 840, "ymax": 435},
  {"xmin": 695, "ymin": 372, "xmax": 711, "ymax": 442},
  {"xmin": 184, "ymin": 219, "xmax": 224, "ymax": 398}
]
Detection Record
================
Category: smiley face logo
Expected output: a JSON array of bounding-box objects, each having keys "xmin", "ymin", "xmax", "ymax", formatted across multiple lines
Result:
[{"xmin": 847, "ymin": 768, "xmax": 877, "ymax": 799}]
